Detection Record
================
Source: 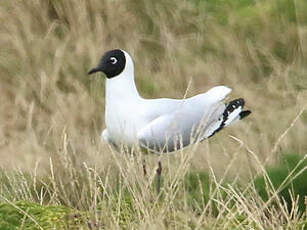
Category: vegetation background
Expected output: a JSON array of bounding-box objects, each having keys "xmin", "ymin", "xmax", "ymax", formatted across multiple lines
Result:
[{"xmin": 0, "ymin": 0, "xmax": 306, "ymax": 229}]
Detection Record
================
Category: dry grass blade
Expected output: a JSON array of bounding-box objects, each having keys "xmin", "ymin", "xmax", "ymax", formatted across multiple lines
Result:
[{"xmin": 0, "ymin": 0, "xmax": 307, "ymax": 229}]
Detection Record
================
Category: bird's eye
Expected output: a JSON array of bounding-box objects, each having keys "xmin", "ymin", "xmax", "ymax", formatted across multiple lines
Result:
[{"xmin": 110, "ymin": 57, "xmax": 117, "ymax": 64}]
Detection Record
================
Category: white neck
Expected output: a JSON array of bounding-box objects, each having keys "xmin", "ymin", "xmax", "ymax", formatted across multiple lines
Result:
[{"xmin": 105, "ymin": 51, "xmax": 141, "ymax": 103}]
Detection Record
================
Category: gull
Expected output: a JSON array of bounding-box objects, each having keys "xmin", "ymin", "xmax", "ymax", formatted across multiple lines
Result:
[
  {"xmin": 88, "ymin": 49, "xmax": 251, "ymax": 191},
  {"xmin": 88, "ymin": 49, "xmax": 251, "ymax": 151}
]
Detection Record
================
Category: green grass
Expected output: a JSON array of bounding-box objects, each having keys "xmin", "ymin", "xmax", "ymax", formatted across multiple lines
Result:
[
  {"xmin": 0, "ymin": 155, "xmax": 306, "ymax": 229},
  {"xmin": 0, "ymin": 201, "xmax": 86, "ymax": 229},
  {"xmin": 0, "ymin": 0, "xmax": 307, "ymax": 229},
  {"xmin": 254, "ymin": 153, "xmax": 307, "ymax": 213}
]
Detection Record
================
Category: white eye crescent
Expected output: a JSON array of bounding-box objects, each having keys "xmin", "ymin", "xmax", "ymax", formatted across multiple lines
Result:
[{"xmin": 110, "ymin": 57, "xmax": 117, "ymax": 64}]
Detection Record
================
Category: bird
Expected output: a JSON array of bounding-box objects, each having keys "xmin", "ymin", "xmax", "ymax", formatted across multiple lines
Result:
[
  {"xmin": 88, "ymin": 49, "xmax": 251, "ymax": 192},
  {"xmin": 88, "ymin": 49, "xmax": 251, "ymax": 152}
]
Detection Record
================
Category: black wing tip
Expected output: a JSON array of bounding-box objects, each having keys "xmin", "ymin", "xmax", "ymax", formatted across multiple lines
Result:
[
  {"xmin": 239, "ymin": 110, "xmax": 251, "ymax": 120},
  {"xmin": 206, "ymin": 99, "xmax": 251, "ymax": 139},
  {"xmin": 226, "ymin": 98, "xmax": 245, "ymax": 112}
]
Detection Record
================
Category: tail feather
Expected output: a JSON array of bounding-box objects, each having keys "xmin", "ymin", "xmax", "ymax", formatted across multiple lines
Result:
[{"xmin": 205, "ymin": 98, "xmax": 251, "ymax": 139}]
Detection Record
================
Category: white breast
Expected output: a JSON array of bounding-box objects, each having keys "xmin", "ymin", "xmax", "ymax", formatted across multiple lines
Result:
[{"xmin": 105, "ymin": 99, "xmax": 148, "ymax": 146}]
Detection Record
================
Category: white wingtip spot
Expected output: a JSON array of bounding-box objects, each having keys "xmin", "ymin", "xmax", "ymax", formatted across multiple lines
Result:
[{"xmin": 224, "ymin": 106, "xmax": 242, "ymax": 127}]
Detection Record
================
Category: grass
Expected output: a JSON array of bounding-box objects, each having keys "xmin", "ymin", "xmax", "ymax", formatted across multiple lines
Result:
[
  {"xmin": 0, "ymin": 200, "xmax": 84, "ymax": 230},
  {"xmin": 254, "ymin": 153, "xmax": 307, "ymax": 214},
  {"xmin": 0, "ymin": 0, "xmax": 307, "ymax": 229}
]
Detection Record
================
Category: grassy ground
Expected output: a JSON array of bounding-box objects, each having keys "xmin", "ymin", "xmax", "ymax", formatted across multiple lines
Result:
[{"xmin": 0, "ymin": 0, "xmax": 306, "ymax": 229}]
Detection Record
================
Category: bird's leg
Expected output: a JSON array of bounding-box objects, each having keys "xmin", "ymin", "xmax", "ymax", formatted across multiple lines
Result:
[
  {"xmin": 156, "ymin": 160, "xmax": 162, "ymax": 194},
  {"xmin": 142, "ymin": 159, "xmax": 147, "ymax": 177}
]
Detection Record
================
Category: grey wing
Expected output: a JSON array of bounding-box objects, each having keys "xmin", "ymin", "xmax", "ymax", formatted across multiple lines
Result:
[{"xmin": 137, "ymin": 86, "xmax": 231, "ymax": 152}]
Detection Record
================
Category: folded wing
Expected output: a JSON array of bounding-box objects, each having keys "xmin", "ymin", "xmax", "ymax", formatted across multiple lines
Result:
[{"xmin": 137, "ymin": 86, "xmax": 232, "ymax": 152}]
